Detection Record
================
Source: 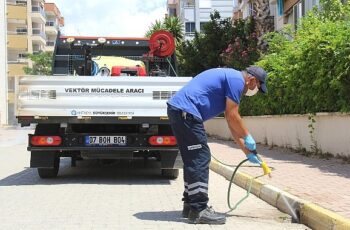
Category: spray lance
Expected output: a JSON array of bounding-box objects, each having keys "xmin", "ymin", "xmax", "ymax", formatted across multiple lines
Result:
[
  {"xmin": 255, "ymin": 150, "xmax": 272, "ymax": 177},
  {"xmin": 212, "ymin": 150, "xmax": 273, "ymax": 213}
]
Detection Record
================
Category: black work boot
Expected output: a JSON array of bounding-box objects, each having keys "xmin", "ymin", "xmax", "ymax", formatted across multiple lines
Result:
[
  {"xmin": 182, "ymin": 203, "xmax": 190, "ymax": 218},
  {"xmin": 188, "ymin": 206, "xmax": 226, "ymax": 224}
]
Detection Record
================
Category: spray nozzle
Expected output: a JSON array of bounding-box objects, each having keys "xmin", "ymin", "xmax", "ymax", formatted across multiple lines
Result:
[
  {"xmin": 253, "ymin": 151, "xmax": 272, "ymax": 178},
  {"xmin": 261, "ymin": 161, "xmax": 272, "ymax": 178}
]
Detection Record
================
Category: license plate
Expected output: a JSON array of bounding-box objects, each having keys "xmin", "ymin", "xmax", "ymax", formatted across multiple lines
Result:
[{"xmin": 85, "ymin": 136, "xmax": 127, "ymax": 146}]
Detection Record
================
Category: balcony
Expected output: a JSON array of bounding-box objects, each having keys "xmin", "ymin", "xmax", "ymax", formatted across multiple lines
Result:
[
  {"xmin": 31, "ymin": 6, "xmax": 46, "ymax": 23},
  {"xmin": 44, "ymin": 2, "xmax": 64, "ymax": 27},
  {"xmin": 182, "ymin": 0, "xmax": 195, "ymax": 8},
  {"xmin": 45, "ymin": 21, "xmax": 58, "ymax": 35},
  {"xmin": 7, "ymin": 4, "xmax": 27, "ymax": 20},
  {"xmin": 8, "ymin": 58, "xmax": 28, "ymax": 65},
  {"xmin": 32, "ymin": 28, "xmax": 46, "ymax": 45},
  {"xmin": 7, "ymin": 33, "xmax": 28, "ymax": 49},
  {"xmin": 46, "ymin": 41, "xmax": 55, "ymax": 51}
]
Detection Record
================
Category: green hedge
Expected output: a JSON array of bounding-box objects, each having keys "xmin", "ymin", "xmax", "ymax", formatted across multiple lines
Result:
[{"xmin": 240, "ymin": 0, "xmax": 350, "ymax": 116}]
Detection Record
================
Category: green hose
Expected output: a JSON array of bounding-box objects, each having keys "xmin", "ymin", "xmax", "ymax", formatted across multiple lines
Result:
[{"xmin": 211, "ymin": 155, "xmax": 269, "ymax": 213}]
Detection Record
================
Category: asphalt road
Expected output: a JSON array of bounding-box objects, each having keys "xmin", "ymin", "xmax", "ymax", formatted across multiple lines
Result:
[{"xmin": 0, "ymin": 128, "xmax": 309, "ymax": 229}]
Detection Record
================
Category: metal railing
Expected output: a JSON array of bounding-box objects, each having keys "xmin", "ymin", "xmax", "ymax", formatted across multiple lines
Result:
[
  {"xmin": 7, "ymin": 30, "xmax": 27, "ymax": 35},
  {"xmin": 45, "ymin": 21, "xmax": 58, "ymax": 28},
  {"xmin": 33, "ymin": 50, "xmax": 43, "ymax": 54},
  {"xmin": 6, "ymin": 1, "xmax": 27, "ymax": 6},
  {"xmin": 46, "ymin": 41, "xmax": 55, "ymax": 46},
  {"xmin": 8, "ymin": 59, "xmax": 28, "ymax": 64},
  {"xmin": 46, "ymin": 21, "xmax": 54, "ymax": 26},
  {"xmin": 185, "ymin": 32, "xmax": 195, "ymax": 36},
  {"xmin": 32, "ymin": 28, "xmax": 47, "ymax": 40},
  {"xmin": 32, "ymin": 6, "xmax": 45, "ymax": 18}
]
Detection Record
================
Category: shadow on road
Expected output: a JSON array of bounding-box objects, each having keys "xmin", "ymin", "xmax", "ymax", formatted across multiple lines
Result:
[
  {"xmin": 133, "ymin": 210, "xmax": 187, "ymax": 223},
  {"xmin": 0, "ymin": 158, "xmax": 172, "ymax": 186}
]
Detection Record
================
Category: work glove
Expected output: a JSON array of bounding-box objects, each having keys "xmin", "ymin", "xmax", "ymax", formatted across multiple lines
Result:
[
  {"xmin": 243, "ymin": 134, "xmax": 256, "ymax": 151},
  {"xmin": 246, "ymin": 153, "xmax": 262, "ymax": 165}
]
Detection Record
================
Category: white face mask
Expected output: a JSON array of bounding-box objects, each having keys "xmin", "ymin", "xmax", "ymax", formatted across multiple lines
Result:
[{"xmin": 245, "ymin": 86, "xmax": 259, "ymax": 97}]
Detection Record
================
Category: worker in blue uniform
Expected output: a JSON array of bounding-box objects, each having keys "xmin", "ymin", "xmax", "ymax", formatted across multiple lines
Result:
[{"xmin": 167, "ymin": 66, "xmax": 268, "ymax": 224}]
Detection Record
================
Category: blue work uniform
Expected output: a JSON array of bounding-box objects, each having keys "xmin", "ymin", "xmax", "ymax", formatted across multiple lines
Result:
[{"xmin": 167, "ymin": 68, "xmax": 244, "ymax": 212}]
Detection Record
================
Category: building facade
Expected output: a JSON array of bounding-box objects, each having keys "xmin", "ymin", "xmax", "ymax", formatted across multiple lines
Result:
[
  {"xmin": 44, "ymin": 3, "xmax": 64, "ymax": 52},
  {"xmin": 1, "ymin": 0, "xmax": 8, "ymax": 125},
  {"xmin": 233, "ymin": 0, "xmax": 321, "ymax": 31},
  {"xmin": 6, "ymin": 0, "xmax": 64, "ymax": 124},
  {"xmin": 272, "ymin": 0, "xmax": 320, "ymax": 30},
  {"xmin": 167, "ymin": 0, "xmax": 234, "ymax": 40}
]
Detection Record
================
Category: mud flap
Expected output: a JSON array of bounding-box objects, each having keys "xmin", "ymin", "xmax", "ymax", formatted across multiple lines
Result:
[
  {"xmin": 161, "ymin": 150, "xmax": 183, "ymax": 169},
  {"xmin": 30, "ymin": 151, "xmax": 57, "ymax": 168}
]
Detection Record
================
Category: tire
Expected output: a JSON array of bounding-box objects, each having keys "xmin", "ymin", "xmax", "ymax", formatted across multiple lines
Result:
[
  {"xmin": 37, "ymin": 157, "xmax": 60, "ymax": 178},
  {"xmin": 161, "ymin": 168, "xmax": 179, "ymax": 179}
]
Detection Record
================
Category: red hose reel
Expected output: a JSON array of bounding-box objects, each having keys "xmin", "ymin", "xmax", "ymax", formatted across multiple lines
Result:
[{"xmin": 147, "ymin": 30, "xmax": 175, "ymax": 58}]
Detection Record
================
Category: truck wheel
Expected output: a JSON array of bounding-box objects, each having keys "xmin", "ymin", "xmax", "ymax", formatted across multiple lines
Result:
[
  {"xmin": 161, "ymin": 169, "xmax": 179, "ymax": 179},
  {"xmin": 37, "ymin": 157, "xmax": 60, "ymax": 178}
]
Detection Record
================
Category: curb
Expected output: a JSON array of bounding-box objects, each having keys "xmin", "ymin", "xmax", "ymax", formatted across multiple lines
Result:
[{"xmin": 210, "ymin": 158, "xmax": 350, "ymax": 230}]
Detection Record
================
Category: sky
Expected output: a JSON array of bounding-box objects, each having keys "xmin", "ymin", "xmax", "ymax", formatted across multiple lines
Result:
[{"xmin": 48, "ymin": 0, "xmax": 167, "ymax": 37}]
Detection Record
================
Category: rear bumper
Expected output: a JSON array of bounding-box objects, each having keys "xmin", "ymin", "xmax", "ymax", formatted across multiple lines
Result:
[
  {"xmin": 28, "ymin": 146, "xmax": 178, "ymax": 151},
  {"xmin": 28, "ymin": 133, "xmax": 178, "ymax": 152}
]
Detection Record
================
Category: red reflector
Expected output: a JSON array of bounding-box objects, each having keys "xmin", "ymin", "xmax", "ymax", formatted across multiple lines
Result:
[
  {"xmin": 31, "ymin": 136, "xmax": 62, "ymax": 146},
  {"xmin": 148, "ymin": 136, "xmax": 177, "ymax": 146}
]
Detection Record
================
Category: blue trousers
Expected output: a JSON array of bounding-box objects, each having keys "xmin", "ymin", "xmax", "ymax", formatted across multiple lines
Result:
[{"xmin": 167, "ymin": 104, "xmax": 210, "ymax": 212}]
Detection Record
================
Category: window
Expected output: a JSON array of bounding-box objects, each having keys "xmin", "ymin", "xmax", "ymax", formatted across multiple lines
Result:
[
  {"xmin": 169, "ymin": 8, "xmax": 176, "ymax": 16},
  {"xmin": 16, "ymin": 0, "xmax": 27, "ymax": 6},
  {"xmin": 16, "ymin": 27, "xmax": 27, "ymax": 34},
  {"xmin": 184, "ymin": 0, "xmax": 195, "ymax": 7},
  {"xmin": 248, "ymin": 3, "xmax": 255, "ymax": 16},
  {"xmin": 185, "ymin": 22, "xmax": 195, "ymax": 33},
  {"xmin": 18, "ymin": 53, "xmax": 27, "ymax": 58},
  {"xmin": 293, "ymin": 0, "xmax": 305, "ymax": 28},
  {"xmin": 46, "ymin": 41, "xmax": 55, "ymax": 46},
  {"xmin": 200, "ymin": 22, "xmax": 207, "ymax": 32},
  {"xmin": 46, "ymin": 21, "xmax": 56, "ymax": 27}
]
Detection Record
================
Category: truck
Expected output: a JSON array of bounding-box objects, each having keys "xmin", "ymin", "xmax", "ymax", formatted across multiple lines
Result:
[{"xmin": 16, "ymin": 30, "xmax": 191, "ymax": 179}]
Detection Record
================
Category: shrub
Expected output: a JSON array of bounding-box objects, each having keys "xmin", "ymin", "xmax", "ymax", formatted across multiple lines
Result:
[{"xmin": 240, "ymin": 0, "xmax": 350, "ymax": 115}]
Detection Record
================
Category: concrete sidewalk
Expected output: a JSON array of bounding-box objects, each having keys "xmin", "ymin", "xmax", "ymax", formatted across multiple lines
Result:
[{"xmin": 208, "ymin": 137, "xmax": 350, "ymax": 220}]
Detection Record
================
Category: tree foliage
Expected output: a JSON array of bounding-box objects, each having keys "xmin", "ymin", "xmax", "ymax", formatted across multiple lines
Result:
[
  {"xmin": 177, "ymin": 11, "xmax": 232, "ymax": 76},
  {"xmin": 24, "ymin": 52, "xmax": 53, "ymax": 75},
  {"xmin": 239, "ymin": 0, "xmax": 350, "ymax": 115},
  {"xmin": 145, "ymin": 16, "xmax": 184, "ymax": 44},
  {"xmin": 221, "ymin": 17, "xmax": 260, "ymax": 70},
  {"xmin": 178, "ymin": 12, "xmax": 259, "ymax": 76}
]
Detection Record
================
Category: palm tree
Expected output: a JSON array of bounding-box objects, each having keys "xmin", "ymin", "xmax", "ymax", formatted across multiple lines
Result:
[
  {"xmin": 145, "ymin": 20, "xmax": 164, "ymax": 38},
  {"xmin": 145, "ymin": 16, "xmax": 184, "ymax": 44},
  {"xmin": 251, "ymin": 0, "xmax": 274, "ymax": 39},
  {"xmin": 163, "ymin": 16, "xmax": 184, "ymax": 44}
]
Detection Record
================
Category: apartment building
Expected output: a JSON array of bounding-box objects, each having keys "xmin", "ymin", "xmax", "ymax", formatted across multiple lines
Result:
[
  {"xmin": 167, "ymin": 0, "xmax": 234, "ymax": 40},
  {"xmin": 233, "ymin": 0, "xmax": 320, "ymax": 31},
  {"xmin": 7, "ymin": 0, "xmax": 64, "ymax": 75},
  {"xmin": 44, "ymin": 3, "xmax": 64, "ymax": 51},
  {"xmin": 6, "ymin": 0, "xmax": 64, "ymax": 124},
  {"xmin": 272, "ymin": 0, "xmax": 320, "ymax": 30}
]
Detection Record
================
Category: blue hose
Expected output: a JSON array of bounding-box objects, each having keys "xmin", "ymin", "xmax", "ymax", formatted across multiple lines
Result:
[{"xmin": 91, "ymin": 61, "xmax": 99, "ymax": 76}]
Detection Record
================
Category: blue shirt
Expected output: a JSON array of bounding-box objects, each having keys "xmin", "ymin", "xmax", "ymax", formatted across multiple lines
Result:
[{"xmin": 168, "ymin": 68, "xmax": 245, "ymax": 122}]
